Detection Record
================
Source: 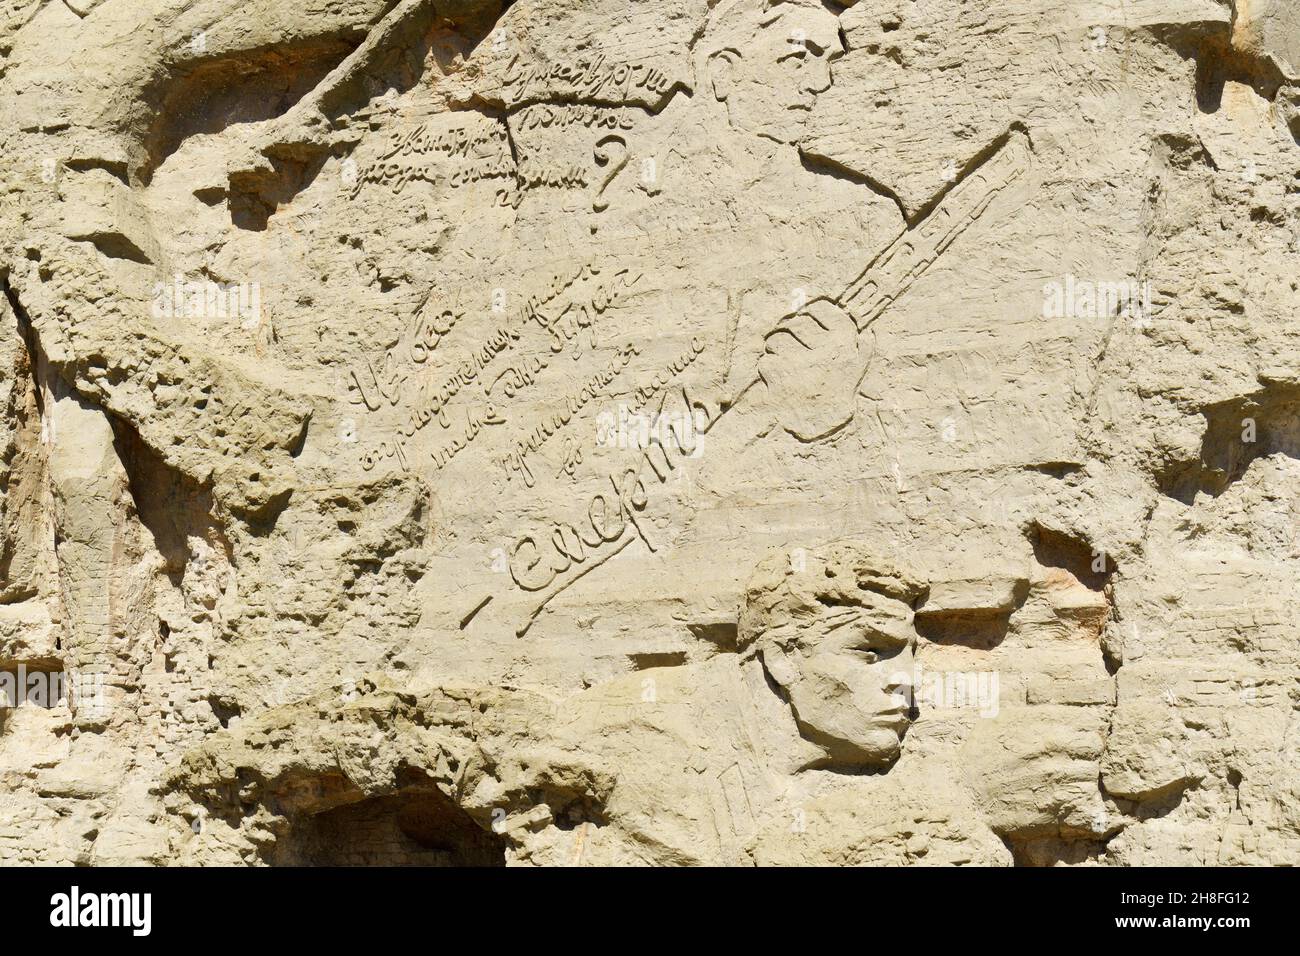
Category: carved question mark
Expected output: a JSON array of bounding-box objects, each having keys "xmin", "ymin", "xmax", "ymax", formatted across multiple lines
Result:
[{"xmin": 593, "ymin": 135, "xmax": 629, "ymax": 213}]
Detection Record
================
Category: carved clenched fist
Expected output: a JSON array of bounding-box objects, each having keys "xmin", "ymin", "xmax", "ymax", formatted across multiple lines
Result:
[{"xmin": 758, "ymin": 297, "xmax": 866, "ymax": 442}]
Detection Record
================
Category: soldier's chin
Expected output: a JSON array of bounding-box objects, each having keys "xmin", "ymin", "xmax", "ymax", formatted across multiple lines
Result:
[
  {"xmin": 735, "ymin": 109, "xmax": 805, "ymax": 146},
  {"xmin": 852, "ymin": 726, "xmax": 904, "ymax": 767},
  {"xmin": 802, "ymin": 723, "xmax": 905, "ymax": 770},
  {"xmin": 781, "ymin": 407, "xmax": 855, "ymax": 442}
]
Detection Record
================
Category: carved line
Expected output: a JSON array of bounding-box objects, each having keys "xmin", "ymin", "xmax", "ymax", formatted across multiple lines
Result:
[
  {"xmin": 460, "ymin": 594, "xmax": 493, "ymax": 630},
  {"xmin": 515, "ymin": 534, "xmax": 636, "ymax": 637}
]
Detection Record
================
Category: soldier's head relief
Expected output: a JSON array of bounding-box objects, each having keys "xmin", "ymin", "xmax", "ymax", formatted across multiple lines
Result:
[
  {"xmin": 739, "ymin": 545, "xmax": 927, "ymax": 770},
  {"xmin": 704, "ymin": 0, "xmax": 845, "ymax": 145}
]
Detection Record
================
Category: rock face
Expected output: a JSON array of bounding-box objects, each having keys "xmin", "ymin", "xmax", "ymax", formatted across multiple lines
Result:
[{"xmin": 0, "ymin": 0, "xmax": 1297, "ymax": 867}]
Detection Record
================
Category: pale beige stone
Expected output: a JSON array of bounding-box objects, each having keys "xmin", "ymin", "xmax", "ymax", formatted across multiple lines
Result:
[{"xmin": 0, "ymin": 0, "xmax": 1296, "ymax": 866}]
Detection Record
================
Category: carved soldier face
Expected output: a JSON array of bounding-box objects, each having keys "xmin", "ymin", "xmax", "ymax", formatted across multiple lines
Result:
[
  {"xmin": 742, "ymin": 549, "xmax": 924, "ymax": 770},
  {"xmin": 762, "ymin": 592, "xmax": 916, "ymax": 767},
  {"xmin": 708, "ymin": 1, "xmax": 844, "ymax": 145}
]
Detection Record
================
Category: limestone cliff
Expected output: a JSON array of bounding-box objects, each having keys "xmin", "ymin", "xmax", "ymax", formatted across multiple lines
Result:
[{"xmin": 0, "ymin": 0, "xmax": 1297, "ymax": 866}]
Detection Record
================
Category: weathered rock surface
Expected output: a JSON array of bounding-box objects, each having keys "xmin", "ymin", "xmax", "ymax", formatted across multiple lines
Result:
[{"xmin": 0, "ymin": 0, "xmax": 1297, "ymax": 865}]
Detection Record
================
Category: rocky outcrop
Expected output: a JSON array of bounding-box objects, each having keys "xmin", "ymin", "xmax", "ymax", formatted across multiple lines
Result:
[{"xmin": 0, "ymin": 0, "xmax": 1297, "ymax": 866}]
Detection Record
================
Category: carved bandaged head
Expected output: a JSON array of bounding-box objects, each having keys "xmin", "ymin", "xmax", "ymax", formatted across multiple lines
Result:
[
  {"xmin": 702, "ymin": 0, "xmax": 844, "ymax": 145},
  {"xmin": 738, "ymin": 543, "xmax": 927, "ymax": 769}
]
